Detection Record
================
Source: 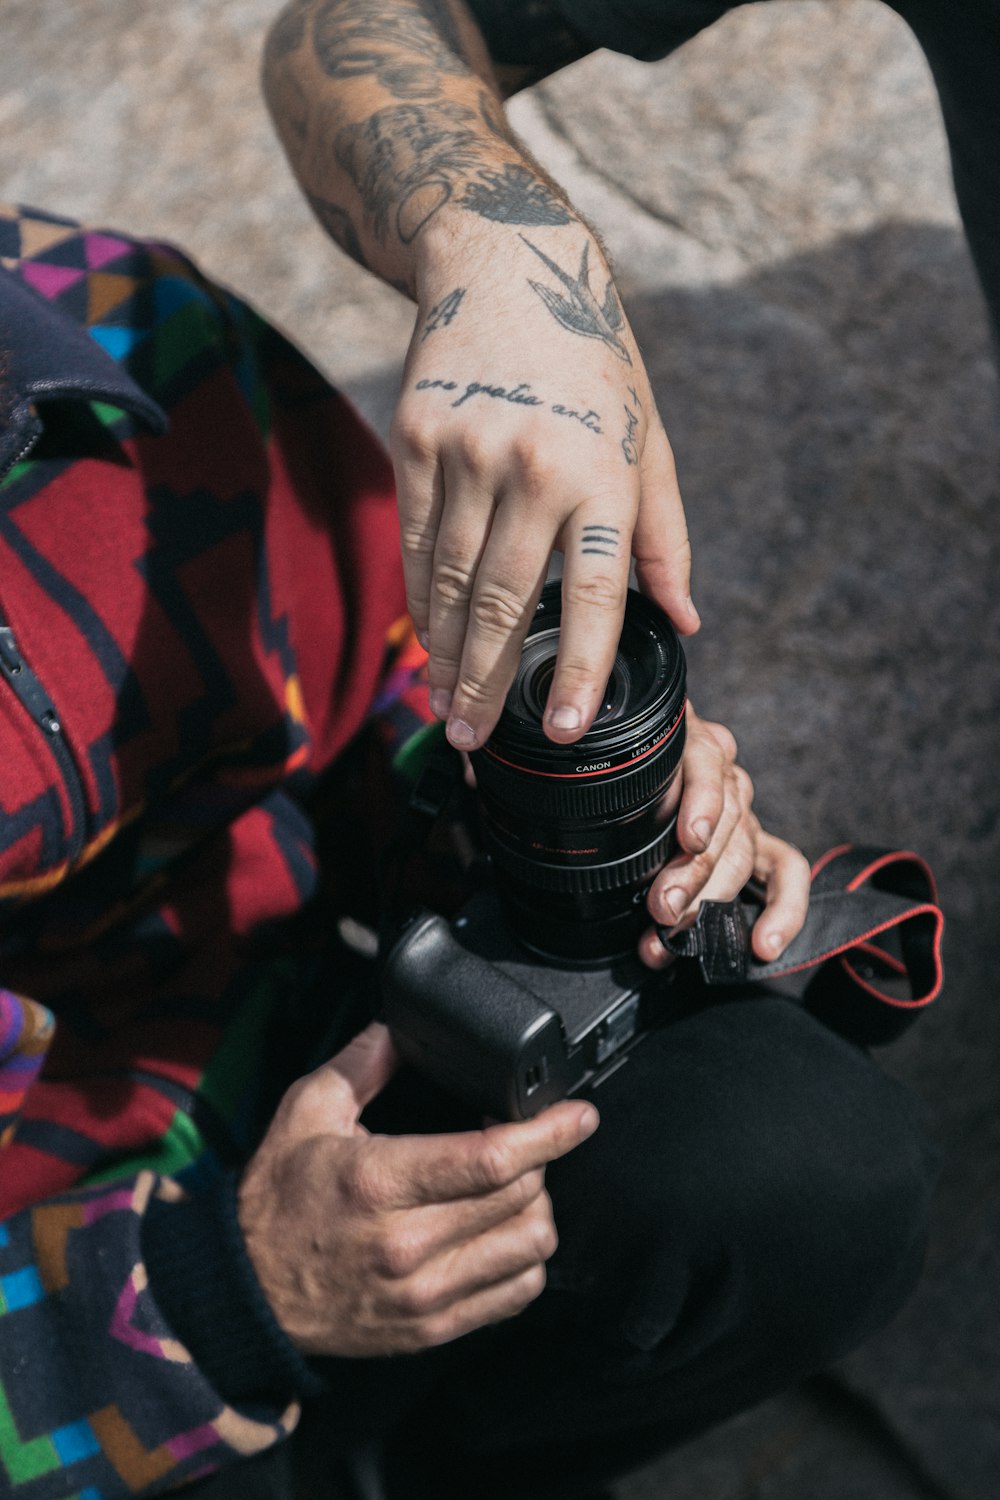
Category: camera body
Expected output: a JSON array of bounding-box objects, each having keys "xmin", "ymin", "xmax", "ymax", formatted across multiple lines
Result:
[
  {"xmin": 381, "ymin": 885, "xmax": 689, "ymax": 1121},
  {"xmin": 381, "ymin": 583, "xmax": 688, "ymax": 1120}
]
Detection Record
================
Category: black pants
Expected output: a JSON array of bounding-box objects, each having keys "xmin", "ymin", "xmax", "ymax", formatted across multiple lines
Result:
[{"xmin": 190, "ymin": 990, "xmax": 937, "ymax": 1498}]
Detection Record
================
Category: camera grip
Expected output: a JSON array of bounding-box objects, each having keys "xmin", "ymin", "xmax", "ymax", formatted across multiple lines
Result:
[{"xmin": 380, "ymin": 914, "xmax": 573, "ymax": 1120}]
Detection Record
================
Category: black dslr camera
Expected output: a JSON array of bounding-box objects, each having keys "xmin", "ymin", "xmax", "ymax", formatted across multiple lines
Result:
[{"xmin": 380, "ymin": 582, "xmax": 688, "ymax": 1121}]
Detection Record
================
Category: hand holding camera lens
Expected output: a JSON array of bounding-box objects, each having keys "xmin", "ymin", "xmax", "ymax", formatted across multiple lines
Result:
[
  {"xmin": 384, "ymin": 585, "xmax": 812, "ymax": 1118},
  {"xmin": 640, "ymin": 708, "xmax": 811, "ymax": 970}
]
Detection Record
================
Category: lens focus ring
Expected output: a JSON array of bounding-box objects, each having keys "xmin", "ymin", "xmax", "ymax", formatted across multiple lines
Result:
[{"xmin": 484, "ymin": 822, "xmax": 676, "ymax": 895}]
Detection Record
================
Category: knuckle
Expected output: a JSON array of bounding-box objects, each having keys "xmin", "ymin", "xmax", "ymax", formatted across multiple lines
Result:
[
  {"xmin": 521, "ymin": 1262, "xmax": 547, "ymax": 1303},
  {"xmin": 433, "ymin": 559, "xmax": 475, "ymax": 610},
  {"xmin": 417, "ymin": 1309, "xmax": 460, "ymax": 1350},
  {"xmin": 685, "ymin": 848, "xmax": 716, "ymax": 887},
  {"xmin": 453, "ymin": 673, "xmax": 494, "ymax": 709},
  {"xmin": 508, "ymin": 437, "xmax": 555, "ymax": 492},
  {"xmin": 476, "ymin": 1136, "xmax": 516, "ymax": 1192},
  {"xmin": 513, "ymin": 1168, "xmax": 545, "ymax": 1212},
  {"xmin": 342, "ymin": 1154, "xmax": 387, "ymax": 1214},
  {"xmin": 731, "ymin": 764, "xmax": 755, "ymax": 806},
  {"xmin": 776, "ymin": 839, "xmax": 811, "ymax": 883},
  {"xmin": 548, "ymin": 648, "xmax": 606, "ymax": 694},
  {"xmin": 563, "ymin": 572, "xmax": 626, "ymax": 615},
  {"xmin": 399, "ymin": 521, "xmax": 438, "ymax": 564},
  {"xmin": 712, "ymin": 723, "xmax": 739, "ymax": 763},
  {"xmin": 280, "ymin": 1075, "xmax": 311, "ymax": 1115},
  {"xmin": 453, "ymin": 428, "xmax": 494, "ymax": 475},
  {"xmin": 470, "ymin": 581, "xmax": 529, "ymax": 639},
  {"xmin": 391, "ymin": 415, "xmax": 437, "ymax": 468},
  {"xmin": 394, "ymin": 1273, "xmax": 438, "ymax": 1320},
  {"xmin": 532, "ymin": 1212, "xmax": 559, "ymax": 1261},
  {"xmin": 372, "ymin": 1226, "xmax": 424, "ymax": 1280}
]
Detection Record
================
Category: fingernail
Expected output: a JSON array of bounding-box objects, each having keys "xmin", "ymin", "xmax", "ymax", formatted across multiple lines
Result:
[
  {"xmin": 686, "ymin": 596, "xmax": 701, "ymax": 627},
  {"xmin": 661, "ymin": 887, "xmax": 686, "ymax": 923},
  {"xmin": 762, "ymin": 931, "xmax": 784, "ymax": 957},
  {"xmin": 417, "ymin": 629, "xmax": 430, "ymax": 651},
  {"xmin": 548, "ymin": 705, "xmax": 581, "ymax": 732},
  {"xmin": 447, "ymin": 718, "xmax": 477, "ymax": 750},
  {"xmin": 429, "ymin": 687, "xmax": 452, "ymax": 719},
  {"xmin": 691, "ymin": 818, "xmax": 712, "ymax": 850},
  {"xmin": 577, "ymin": 1105, "xmax": 599, "ymax": 1138}
]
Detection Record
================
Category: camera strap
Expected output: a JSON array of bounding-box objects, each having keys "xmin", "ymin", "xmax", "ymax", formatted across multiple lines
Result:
[{"xmin": 659, "ymin": 845, "xmax": 944, "ymax": 1045}]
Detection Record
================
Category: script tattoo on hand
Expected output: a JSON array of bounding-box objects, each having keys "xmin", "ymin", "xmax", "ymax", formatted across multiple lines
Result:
[
  {"xmin": 422, "ymin": 287, "xmax": 466, "ymax": 339},
  {"xmin": 459, "ymin": 164, "xmax": 570, "ymax": 225},
  {"xmin": 520, "ymin": 237, "xmax": 631, "ymax": 364},
  {"xmin": 313, "ymin": 0, "xmax": 469, "ymax": 97},
  {"xmin": 580, "ymin": 524, "xmax": 620, "ymax": 558},
  {"xmin": 414, "ymin": 376, "xmax": 603, "ymax": 435},
  {"xmin": 620, "ymin": 385, "xmax": 642, "ymax": 465},
  {"xmin": 552, "ymin": 402, "xmax": 601, "ymax": 433}
]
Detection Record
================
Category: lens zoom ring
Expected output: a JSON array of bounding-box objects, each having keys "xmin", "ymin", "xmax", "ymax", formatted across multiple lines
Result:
[
  {"xmin": 485, "ymin": 824, "xmax": 675, "ymax": 895},
  {"xmin": 478, "ymin": 745, "xmax": 678, "ymax": 820}
]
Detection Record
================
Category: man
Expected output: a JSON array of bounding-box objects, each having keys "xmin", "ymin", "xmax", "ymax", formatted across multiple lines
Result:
[
  {"xmin": 261, "ymin": 0, "xmax": 999, "ymax": 773},
  {"xmin": 0, "ymin": 199, "xmax": 873, "ymax": 1500}
]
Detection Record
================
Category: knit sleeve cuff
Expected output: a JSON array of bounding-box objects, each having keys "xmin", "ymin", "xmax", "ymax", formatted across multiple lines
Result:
[{"xmin": 141, "ymin": 1172, "xmax": 327, "ymax": 1408}]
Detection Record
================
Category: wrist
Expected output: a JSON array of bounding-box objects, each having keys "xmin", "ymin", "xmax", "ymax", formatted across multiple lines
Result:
[{"xmin": 412, "ymin": 204, "xmax": 588, "ymax": 308}]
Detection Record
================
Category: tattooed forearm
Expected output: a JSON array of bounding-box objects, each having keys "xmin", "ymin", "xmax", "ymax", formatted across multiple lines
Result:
[
  {"xmin": 313, "ymin": 0, "xmax": 470, "ymax": 96},
  {"xmin": 265, "ymin": 0, "xmax": 311, "ymax": 64},
  {"xmin": 265, "ymin": 0, "xmax": 583, "ymax": 280},
  {"xmin": 306, "ymin": 193, "xmax": 370, "ymax": 268},
  {"xmin": 421, "ymin": 286, "xmax": 466, "ymax": 338},
  {"xmin": 520, "ymin": 237, "xmax": 631, "ymax": 364},
  {"xmin": 580, "ymin": 524, "xmax": 620, "ymax": 558},
  {"xmin": 335, "ymin": 99, "xmax": 573, "ymax": 245},
  {"xmin": 459, "ymin": 164, "xmax": 570, "ymax": 225},
  {"xmin": 335, "ymin": 101, "xmax": 484, "ymax": 244},
  {"xmin": 478, "ymin": 88, "xmax": 510, "ymax": 142},
  {"xmin": 414, "ymin": 375, "xmax": 603, "ymax": 433}
]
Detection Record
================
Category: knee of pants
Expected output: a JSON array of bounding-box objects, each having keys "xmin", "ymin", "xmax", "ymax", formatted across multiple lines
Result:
[{"xmin": 547, "ymin": 997, "xmax": 938, "ymax": 1365}]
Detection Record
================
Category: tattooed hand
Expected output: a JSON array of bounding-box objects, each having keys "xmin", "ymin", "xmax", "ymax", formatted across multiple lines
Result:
[
  {"xmin": 263, "ymin": 0, "xmax": 700, "ymax": 749},
  {"xmin": 394, "ymin": 227, "xmax": 699, "ymax": 751}
]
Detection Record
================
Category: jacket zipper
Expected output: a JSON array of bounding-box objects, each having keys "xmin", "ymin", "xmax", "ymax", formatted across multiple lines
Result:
[
  {"xmin": 0, "ymin": 623, "xmax": 87, "ymax": 866},
  {"xmin": 0, "ymin": 433, "xmax": 39, "ymax": 483}
]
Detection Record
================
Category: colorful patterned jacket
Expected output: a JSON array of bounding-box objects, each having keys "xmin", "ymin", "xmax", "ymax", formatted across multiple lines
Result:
[{"xmin": 0, "ymin": 203, "xmax": 428, "ymax": 1498}]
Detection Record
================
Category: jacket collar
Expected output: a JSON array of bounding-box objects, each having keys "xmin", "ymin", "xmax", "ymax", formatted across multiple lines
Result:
[{"xmin": 0, "ymin": 264, "xmax": 167, "ymax": 477}]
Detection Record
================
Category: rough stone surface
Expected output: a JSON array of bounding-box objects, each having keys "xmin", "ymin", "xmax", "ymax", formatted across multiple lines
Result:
[{"xmin": 2, "ymin": 2, "xmax": 997, "ymax": 1497}]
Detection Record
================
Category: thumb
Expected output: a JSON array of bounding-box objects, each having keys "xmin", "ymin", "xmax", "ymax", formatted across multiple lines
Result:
[{"xmin": 293, "ymin": 1022, "xmax": 400, "ymax": 1132}]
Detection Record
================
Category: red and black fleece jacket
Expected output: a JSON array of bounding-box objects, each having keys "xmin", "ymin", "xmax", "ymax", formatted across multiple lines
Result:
[{"xmin": 0, "ymin": 203, "xmax": 428, "ymax": 1498}]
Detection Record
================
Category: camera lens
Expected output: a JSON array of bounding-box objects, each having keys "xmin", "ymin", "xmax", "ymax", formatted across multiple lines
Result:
[{"xmin": 472, "ymin": 583, "xmax": 687, "ymax": 963}]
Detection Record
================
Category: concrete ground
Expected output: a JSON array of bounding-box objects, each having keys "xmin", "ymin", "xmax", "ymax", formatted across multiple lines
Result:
[{"xmin": 3, "ymin": 1, "xmax": 997, "ymax": 1495}]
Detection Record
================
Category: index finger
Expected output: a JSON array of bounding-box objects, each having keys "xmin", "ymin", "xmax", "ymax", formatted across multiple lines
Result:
[
  {"xmin": 542, "ymin": 509, "xmax": 632, "ymax": 744},
  {"xmin": 374, "ymin": 1099, "xmax": 599, "ymax": 1209}
]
